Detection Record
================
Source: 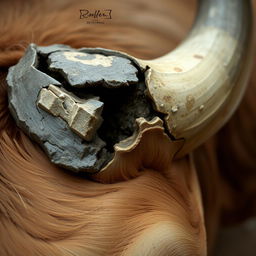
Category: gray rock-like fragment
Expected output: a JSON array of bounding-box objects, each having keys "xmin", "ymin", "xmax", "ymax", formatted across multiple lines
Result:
[
  {"xmin": 7, "ymin": 44, "xmax": 109, "ymax": 172},
  {"xmin": 47, "ymin": 51, "xmax": 139, "ymax": 88},
  {"xmin": 6, "ymin": 43, "xmax": 148, "ymax": 173}
]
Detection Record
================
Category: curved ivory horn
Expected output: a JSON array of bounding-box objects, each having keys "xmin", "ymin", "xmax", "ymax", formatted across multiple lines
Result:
[
  {"xmin": 135, "ymin": 0, "xmax": 254, "ymax": 157},
  {"xmin": 94, "ymin": 0, "xmax": 254, "ymax": 181}
]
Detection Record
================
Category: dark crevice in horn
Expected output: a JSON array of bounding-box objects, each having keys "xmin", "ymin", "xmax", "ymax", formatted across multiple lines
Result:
[{"xmin": 7, "ymin": 44, "xmax": 168, "ymax": 173}]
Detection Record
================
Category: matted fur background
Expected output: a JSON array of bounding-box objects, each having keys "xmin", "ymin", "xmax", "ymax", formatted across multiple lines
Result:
[{"xmin": 0, "ymin": 0, "xmax": 255, "ymax": 255}]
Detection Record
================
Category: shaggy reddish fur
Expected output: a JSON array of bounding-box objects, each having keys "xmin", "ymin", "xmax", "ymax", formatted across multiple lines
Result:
[{"xmin": 0, "ymin": 0, "xmax": 255, "ymax": 255}]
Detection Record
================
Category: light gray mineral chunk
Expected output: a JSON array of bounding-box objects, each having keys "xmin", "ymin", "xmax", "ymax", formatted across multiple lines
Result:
[
  {"xmin": 47, "ymin": 51, "xmax": 139, "ymax": 88},
  {"xmin": 37, "ymin": 84, "xmax": 103, "ymax": 141}
]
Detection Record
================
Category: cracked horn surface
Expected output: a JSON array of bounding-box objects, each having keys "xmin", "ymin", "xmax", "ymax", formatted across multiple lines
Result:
[{"xmin": 7, "ymin": 44, "xmax": 120, "ymax": 173}]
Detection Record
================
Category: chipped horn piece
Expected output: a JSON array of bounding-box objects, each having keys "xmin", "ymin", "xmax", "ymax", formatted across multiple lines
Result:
[
  {"xmin": 37, "ymin": 84, "xmax": 103, "ymax": 141},
  {"xmin": 94, "ymin": 117, "xmax": 184, "ymax": 183}
]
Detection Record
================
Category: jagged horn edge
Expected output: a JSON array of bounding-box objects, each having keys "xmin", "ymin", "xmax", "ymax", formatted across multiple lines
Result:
[
  {"xmin": 137, "ymin": 0, "xmax": 254, "ymax": 157},
  {"xmin": 94, "ymin": 0, "xmax": 254, "ymax": 181}
]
